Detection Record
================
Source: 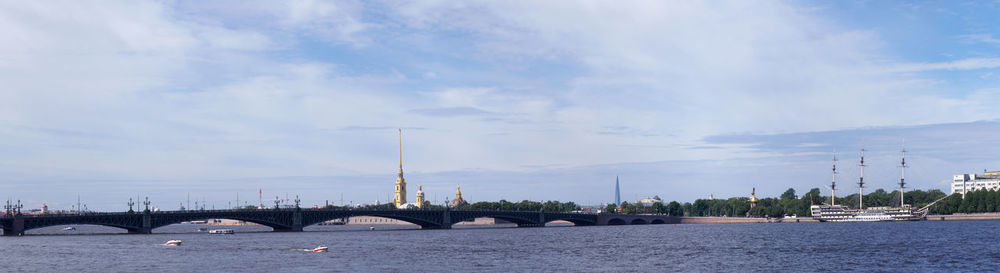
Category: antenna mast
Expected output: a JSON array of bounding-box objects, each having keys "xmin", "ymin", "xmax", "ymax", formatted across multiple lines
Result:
[
  {"xmin": 858, "ymin": 148, "xmax": 866, "ymax": 210},
  {"xmin": 899, "ymin": 142, "xmax": 907, "ymax": 208},
  {"xmin": 831, "ymin": 153, "xmax": 838, "ymax": 206}
]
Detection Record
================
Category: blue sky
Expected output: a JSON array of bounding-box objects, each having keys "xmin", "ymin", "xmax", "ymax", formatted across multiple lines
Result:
[{"xmin": 3, "ymin": 1, "xmax": 1000, "ymax": 211}]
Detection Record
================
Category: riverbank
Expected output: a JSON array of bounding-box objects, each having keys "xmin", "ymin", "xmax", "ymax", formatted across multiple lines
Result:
[
  {"xmin": 926, "ymin": 212, "xmax": 1000, "ymax": 221},
  {"xmin": 677, "ymin": 216, "xmax": 819, "ymax": 224}
]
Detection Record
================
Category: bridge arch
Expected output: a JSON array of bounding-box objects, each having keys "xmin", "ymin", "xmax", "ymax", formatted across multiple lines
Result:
[
  {"xmin": 18, "ymin": 222, "xmax": 136, "ymax": 235},
  {"xmin": 148, "ymin": 212, "xmax": 295, "ymax": 231},
  {"xmin": 298, "ymin": 210, "xmax": 445, "ymax": 229},
  {"xmin": 607, "ymin": 218, "xmax": 627, "ymax": 225},
  {"xmin": 449, "ymin": 213, "xmax": 538, "ymax": 227},
  {"xmin": 149, "ymin": 217, "xmax": 284, "ymax": 232},
  {"xmin": 650, "ymin": 219, "xmax": 665, "ymax": 224},
  {"xmin": 630, "ymin": 219, "xmax": 647, "ymax": 225},
  {"xmin": 544, "ymin": 216, "xmax": 597, "ymax": 226},
  {"xmin": 331, "ymin": 214, "xmax": 436, "ymax": 228}
]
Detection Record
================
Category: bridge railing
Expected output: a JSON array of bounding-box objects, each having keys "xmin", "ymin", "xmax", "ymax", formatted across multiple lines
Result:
[{"xmin": 5, "ymin": 207, "xmax": 598, "ymax": 219}]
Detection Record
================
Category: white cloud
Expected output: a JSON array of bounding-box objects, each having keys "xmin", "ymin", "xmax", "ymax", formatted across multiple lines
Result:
[
  {"xmin": 385, "ymin": 1, "xmax": 1000, "ymax": 137},
  {"xmin": 884, "ymin": 57, "xmax": 1000, "ymax": 72},
  {"xmin": 5, "ymin": 1, "xmax": 1000, "ymax": 209}
]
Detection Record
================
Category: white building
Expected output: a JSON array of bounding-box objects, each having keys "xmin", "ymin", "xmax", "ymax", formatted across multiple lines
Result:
[
  {"xmin": 952, "ymin": 171, "xmax": 1000, "ymax": 196},
  {"xmin": 636, "ymin": 196, "xmax": 663, "ymax": 207}
]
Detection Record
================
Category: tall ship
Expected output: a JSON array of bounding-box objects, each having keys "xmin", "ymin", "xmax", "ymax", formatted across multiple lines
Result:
[{"xmin": 810, "ymin": 147, "xmax": 927, "ymax": 222}]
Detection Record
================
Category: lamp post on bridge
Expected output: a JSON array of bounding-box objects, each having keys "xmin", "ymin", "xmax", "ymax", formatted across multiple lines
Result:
[
  {"xmin": 4, "ymin": 199, "xmax": 21, "ymax": 216},
  {"xmin": 294, "ymin": 195, "xmax": 300, "ymax": 209},
  {"xmin": 274, "ymin": 196, "xmax": 280, "ymax": 210},
  {"xmin": 143, "ymin": 197, "xmax": 151, "ymax": 213},
  {"xmin": 128, "ymin": 198, "xmax": 135, "ymax": 213}
]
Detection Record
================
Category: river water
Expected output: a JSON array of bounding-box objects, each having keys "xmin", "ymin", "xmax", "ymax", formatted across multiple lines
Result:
[{"xmin": 4, "ymin": 220, "xmax": 998, "ymax": 272}]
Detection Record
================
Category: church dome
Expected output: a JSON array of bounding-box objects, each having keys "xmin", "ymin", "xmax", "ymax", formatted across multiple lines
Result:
[{"xmin": 449, "ymin": 185, "xmax": 468, "ymax": 208}]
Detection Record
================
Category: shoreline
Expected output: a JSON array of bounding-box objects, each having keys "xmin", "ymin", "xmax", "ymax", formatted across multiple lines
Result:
[{"xmin": 926, "ymin": 213, "xmax": 1000, "ymax": 221}]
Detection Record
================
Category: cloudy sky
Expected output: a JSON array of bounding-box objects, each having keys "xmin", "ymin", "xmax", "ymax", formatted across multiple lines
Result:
[{"xmin": 3, "ymin": 1, "xmax": 1000, "ymax": 211}]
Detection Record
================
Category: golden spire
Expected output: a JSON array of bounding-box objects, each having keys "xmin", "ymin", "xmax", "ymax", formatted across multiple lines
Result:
[
  {"xmin": 456, "ymin": 185, "xmax": 462, "ymax": 199},
  {"xmin": 398, "ymin": 128, "xmax": 403, "ymax": 174},
  {"xmin": 393, "ymin": 128, "xmax": 407, "ymax": 207}
]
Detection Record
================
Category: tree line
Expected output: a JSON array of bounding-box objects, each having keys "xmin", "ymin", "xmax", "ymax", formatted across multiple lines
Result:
[
  {"xmin": 315, "ymin": 200, "xmax": 582, "ymax": 212},
  {"xmin": 929, "ymin": 190, "xmax": 1000, "ymax": 214},
  {"xmin": 462, "ymin": 200, "xmax": 581, "ymax": 212},
  {"xmin": 604, "ymin": 188, "xmax": 947, "ymax": 217}
]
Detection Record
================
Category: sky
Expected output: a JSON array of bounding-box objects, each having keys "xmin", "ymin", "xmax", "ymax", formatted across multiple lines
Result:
[{"xmin": 3, "ymin": 1, "xmax": 1000, "ymax": 211}]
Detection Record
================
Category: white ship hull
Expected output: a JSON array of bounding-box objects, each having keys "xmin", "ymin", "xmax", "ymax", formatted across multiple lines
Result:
[{"xmin": 811, "ymin": 204, "xmax": 923, "ymax": 222}]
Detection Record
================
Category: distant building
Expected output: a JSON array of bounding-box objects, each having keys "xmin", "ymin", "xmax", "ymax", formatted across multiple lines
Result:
[
  {"xmin": 449, "ymin": 185, "xmax": 468, "ymax": 208},
  {"xmin": 636, "ymin": 196, "xmax": 663, "ymax": 207},
  {"xmin": 415, "ymin": 185, "xmax": 425, "ymax": 208},
  {"xmin": 615, "ymin": 176, "xmax": 621, "ymax": 206},
  {"xmin": 634, "ymin": 196, "xmax": 663, "ymax": 213},
  {"xmin": 952, "ymin": 170, "xmax": 1000, "ymax": 197}
]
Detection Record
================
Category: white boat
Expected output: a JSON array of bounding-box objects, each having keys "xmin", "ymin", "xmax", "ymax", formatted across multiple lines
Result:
[
  {"xmin": 312, "ymin": 246, "xmax": 328, "ymax": 252},
  {"xmin": 63, "ymin": 227, "xmax": 76, "ymax": 231},
  {"xmin": 208, "ymin": 229, "xmax": 234, "ymax": 234},
  {"xmin": 163, "ymin": 240, "xmax": 182, "ymax": 246}
]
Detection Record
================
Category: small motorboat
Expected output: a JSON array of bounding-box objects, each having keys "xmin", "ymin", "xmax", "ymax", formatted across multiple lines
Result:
[
  {"xmin": 312, "ymin": 246, "xmax": 328, "ymax": 252},
  {"xmin": 208, "ymin": 229, "xmax": 234, "ymax": 234},
  {"xmin": 163, "ymin": 240, "xmax": 183, "ymax": 246},
  {"xmin": 195, "ymin": 228, "xmax": 208, "ymax": 232},
  {"xmin": 63, "ymin": 227, "xmax": 76, "ymax": 231},
  {"xmin": 369, "ymin": 226, "xmax": 374, "ymax": 231}
]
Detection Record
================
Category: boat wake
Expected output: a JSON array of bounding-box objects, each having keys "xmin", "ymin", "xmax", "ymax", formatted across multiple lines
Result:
[{"xmin": 295, "ymin": 246, "xmax": 328, "ymax": 253}]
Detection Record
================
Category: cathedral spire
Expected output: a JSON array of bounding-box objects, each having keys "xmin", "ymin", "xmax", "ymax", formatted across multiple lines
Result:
[
  {"xmin": 398, "ymin": 128, "xmax": 403, "ymax": 174},
  {"xmin": 393, "ymin": 128, "xmax": 407, "ymax": 208}
]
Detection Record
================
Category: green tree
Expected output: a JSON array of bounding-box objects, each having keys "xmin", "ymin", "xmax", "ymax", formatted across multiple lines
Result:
[
  {"xmin": 651, "ymin": 202, "xmax": 666, "ymax": 214},
  {"xmin": 665, "ymin": 201, "xmax": 681, "ymax": 216},
  {"xmin": 781, "ymin": 188, "xmax": 797, "ymax": 200},
  {"xmin": 604, "ymin": 203, "xmax": 617, "ymax": 213},
  {"xmin": 804, "ymin": 188, "xmax": 822, "ymax": 204}
]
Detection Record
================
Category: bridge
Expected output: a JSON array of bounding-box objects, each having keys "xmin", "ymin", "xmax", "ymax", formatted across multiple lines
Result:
[
  {"xmin": 0, "ymin": 208, "xmax": 682, "ymax": 236},
  {"xmin": 0, "ymin": 208, "xmax": 686, "ymax": 236}
]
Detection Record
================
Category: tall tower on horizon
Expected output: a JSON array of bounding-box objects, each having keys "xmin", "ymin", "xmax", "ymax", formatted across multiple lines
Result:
[
  {"xmin": 393, "ymin": 129, "xmax": 407, "ymax": 208},
  {"xmin": 615, "ymin": 176, "xmax": 621, "ymax": 206}
]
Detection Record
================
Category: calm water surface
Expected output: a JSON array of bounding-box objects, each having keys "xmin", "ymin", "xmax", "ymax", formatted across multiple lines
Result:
[{"xmin": 4, "ymin": 220, "xmax": 999, "ymax": 272}]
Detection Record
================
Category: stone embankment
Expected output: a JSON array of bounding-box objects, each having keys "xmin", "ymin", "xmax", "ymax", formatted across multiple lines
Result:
[
  {"xmin": 926, "ymin": 213, "xmax": 1000, "ymax": 221},
  {"xmin": 678, "ymin": 217, "xmax": 818, "ymax": 224}
]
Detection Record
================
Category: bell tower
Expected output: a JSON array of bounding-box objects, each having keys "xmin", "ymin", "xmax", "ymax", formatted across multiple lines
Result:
[
  {"xmin": 415, "ymin": 185, "xmax": 425, "ymax": 208},
  {"xmin": 393, "ymin": 129, "xmax": 407, "ymax": 208}
]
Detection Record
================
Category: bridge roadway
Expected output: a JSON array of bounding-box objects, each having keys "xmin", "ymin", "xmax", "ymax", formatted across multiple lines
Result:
[{"xmin": 0, "ymin": 208, "xmax": 682, "ymax": 236}]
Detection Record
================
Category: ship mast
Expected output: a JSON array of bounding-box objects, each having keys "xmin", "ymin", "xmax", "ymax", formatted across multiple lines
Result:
[
  {"xmin": 899, "ymin": 143, "xmax": 907, "ymax": 208},
  {"xmin": 831, "ymin": 153, "xmax": 838, "ymax": 206},
  {"xmin": 858, "ymin": 148, "xmax": 866, "ymax": 210}
]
